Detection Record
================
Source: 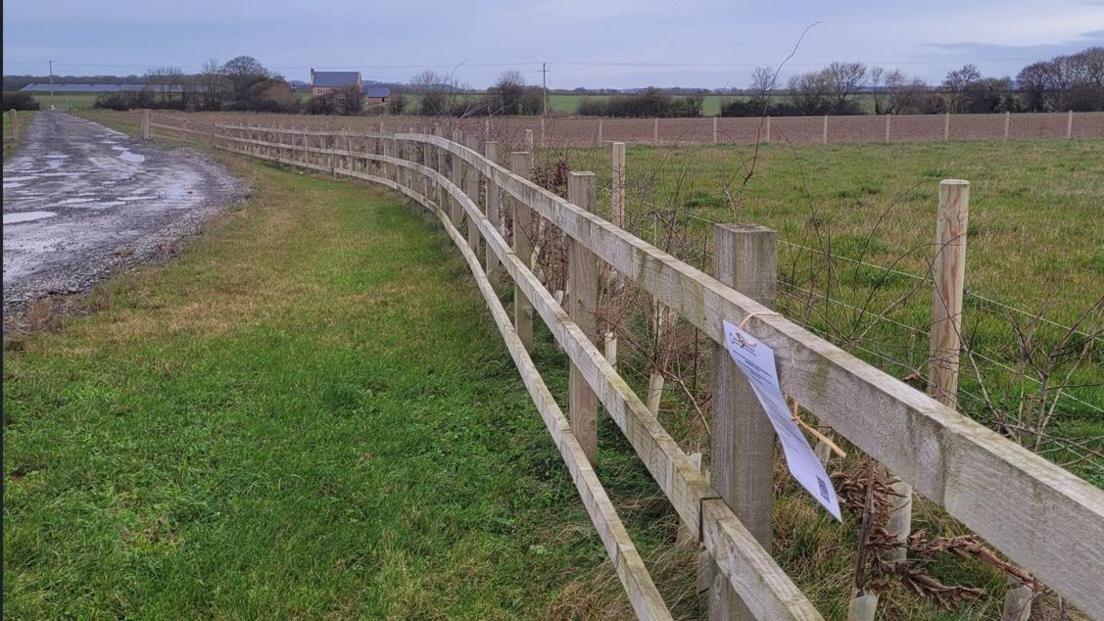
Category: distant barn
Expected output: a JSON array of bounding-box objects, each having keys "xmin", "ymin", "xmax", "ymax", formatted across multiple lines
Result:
[
  {"xmin": 310, "ymin": 69, "xmax": 362, "ymax": 96},
  {"xmin": 364, "ymin": 86, "xmax": 391, "ymax": 105}
]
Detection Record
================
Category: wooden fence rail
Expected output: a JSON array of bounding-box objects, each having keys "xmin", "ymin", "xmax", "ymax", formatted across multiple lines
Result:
[{"xmin": 150, "ymin": 116, "xmax": 1104, "ymax": 620}]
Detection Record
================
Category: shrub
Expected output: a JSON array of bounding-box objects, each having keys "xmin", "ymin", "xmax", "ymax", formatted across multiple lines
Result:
[{"xmin": 2, "ymin": 92, "xmax": 40, "ymax": 111}]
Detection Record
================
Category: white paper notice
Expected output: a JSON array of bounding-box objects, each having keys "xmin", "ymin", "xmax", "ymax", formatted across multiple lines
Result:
[{"xmin": 723, "ymin": 320, "xmax": 842, "ymax": 521}]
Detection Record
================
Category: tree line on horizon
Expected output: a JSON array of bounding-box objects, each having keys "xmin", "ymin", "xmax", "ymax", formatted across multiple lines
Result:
[{"xmin": 4, "ymin": 47, "xmax": 1101, "ymax": 117}]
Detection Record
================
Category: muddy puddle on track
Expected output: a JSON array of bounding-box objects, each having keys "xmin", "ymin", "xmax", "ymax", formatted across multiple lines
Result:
[{"xmin": 2, "ymin": 111, "xmax": 244, "ymax": 311}]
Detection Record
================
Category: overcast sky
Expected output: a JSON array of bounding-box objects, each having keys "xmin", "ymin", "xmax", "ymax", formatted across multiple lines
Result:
[{"xmin": 4, "ymin": 0, "xmax": 1103, "ymax": 88}]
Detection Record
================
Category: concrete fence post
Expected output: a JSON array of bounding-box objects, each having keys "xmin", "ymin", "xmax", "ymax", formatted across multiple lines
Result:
[
  {"xmin": 709, "ymin": 223, "xmax": 778, "ymax": 621},
  {"xmin": 510, "ymin": 151, "xmax": 534, "ymax": 353},
  {"xmin": 567, "ymin": 171, "xmax": 600, "ymax": 465}
]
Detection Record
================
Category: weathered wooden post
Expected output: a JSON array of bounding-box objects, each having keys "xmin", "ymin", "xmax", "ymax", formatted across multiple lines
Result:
[
  {"xmin": 142, "ymin": 109, "xmax": 151, "ymax": 142},
  {"xmin": 653, "ymin": 117, "xmax": 659, "ymax": 144},
  {"xmin": 822, "ymin": 114, "xmax": 829, "ymax": 144},
  {"xmin": 709, "ymin": 223, "xmax": 778, "ymax": 621},
  {"xmin": 885, "ymin": 114, "xmax": 891, "ymax": 143},
  {"xmin": 597, "ymin": 118, "xmax": 603, "ymax": 145},
  {"xmin": 484, "ymin": 141, "xmax": 503, "ymax": 284},
  {"xmin": 712, "ymin": 116, "xmax": 719, "ymax": 145},
  {"xmin": 944, "ymin": 112, "xmax": 951, "ymax": 141},
  {"xmin": 1067, "ymin": 110, "xmax": 1073, "ymax": 139},
  {"xmin": 567, "ymin": 171, "xmax": 600, "ymax": 465},
  {"xmin": 765, "ymin": 115, "xmax": 771, "ymax": 144},
  {"xmin": 510, "ymin": 151, "xmax": 534, "ymax": 352},
  {"xmin": 10, "ymin": 109, "xmax": 19, "ymax": 141},
  {"xmin": 929, "ymin": 179, "xmax": 969, "ymax": 408},
  {"xmin": 464, "ymin": 134, "xmax": 482, "ymax": 257},
  {"xmin": 449, "ymin": 129, "xmax": 465, "ymax": 227},
  {"xmin": 611, "ymin": 142, "xmax": 626, "ymax": 229},
  {"xmin": 1004, "ymin": 111, "xmax": 1011, "ymax": 141}
]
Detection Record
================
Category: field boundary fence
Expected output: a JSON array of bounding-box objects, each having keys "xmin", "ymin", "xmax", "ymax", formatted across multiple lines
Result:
[
  {"xmin": 144, "ymin": 109, "xmax": 1104, "ymax": 150},
  {"xmin": 146, "ymin": 113, "xmax": 1104, "ymax": 620}
]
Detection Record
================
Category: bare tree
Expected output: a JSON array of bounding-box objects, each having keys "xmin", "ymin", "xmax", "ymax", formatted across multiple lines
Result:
[
  {"xmin": 749, "ymin": 65, "xmax": 776, "ymax": 110},
  {"xmin": 942, "ymin": 64, "xmax": 982, "ymax": 113}
]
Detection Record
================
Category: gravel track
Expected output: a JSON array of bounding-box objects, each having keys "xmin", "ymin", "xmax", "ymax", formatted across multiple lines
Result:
[{"xmin": 3, "ymin": 111, "xmax": 244, "ymax": 311}]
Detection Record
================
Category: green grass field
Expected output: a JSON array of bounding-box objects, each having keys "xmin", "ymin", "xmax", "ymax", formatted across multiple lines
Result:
[
  {"xmin": 27, "ymin": 92, "xmax": 101, "ymax": 111},
  {"xmin": 539, "ymin": 138, "xmax": 1103, "ymax": 485}
]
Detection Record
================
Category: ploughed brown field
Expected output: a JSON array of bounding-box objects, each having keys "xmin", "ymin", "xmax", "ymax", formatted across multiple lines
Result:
[{"xmin": 141, "ymin": 110, "xmax": 1103, "ymax": 150}]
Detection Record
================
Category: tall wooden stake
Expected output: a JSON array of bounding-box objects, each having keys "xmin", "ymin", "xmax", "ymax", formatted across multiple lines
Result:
[{"xmin": 611, "ymin": 142, "xmax": 626, "ymax": 229}]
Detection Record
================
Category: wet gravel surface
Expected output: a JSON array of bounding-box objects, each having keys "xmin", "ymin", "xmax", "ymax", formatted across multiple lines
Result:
[{"xmin": 3, "ymin": 111, "xmax": 243, "ymax": 311}]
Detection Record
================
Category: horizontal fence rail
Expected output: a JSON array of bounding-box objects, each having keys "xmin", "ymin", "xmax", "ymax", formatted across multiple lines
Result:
[{"xmin": 150, "ymin": 115, "xmax": 1104, "ymax": 620}]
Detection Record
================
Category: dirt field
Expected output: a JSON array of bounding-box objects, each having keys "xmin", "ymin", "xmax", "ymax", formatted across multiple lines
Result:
[
  {"xmin": 2, "ymin": 111, "xmax": 243, "ymax": 311},
  {"xmin": 146, "ymin": 110, "xmax": 1104, "ymax": 150}
]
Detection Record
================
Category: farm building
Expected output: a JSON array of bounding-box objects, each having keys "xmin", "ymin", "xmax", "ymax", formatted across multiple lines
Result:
[
  {"xmin": 310, "ymin": 69, "xmax": 361, "ymax": 96},
  {"xmin": 364, "ymin": 86, "xmax": 391, "ymax": 105}
]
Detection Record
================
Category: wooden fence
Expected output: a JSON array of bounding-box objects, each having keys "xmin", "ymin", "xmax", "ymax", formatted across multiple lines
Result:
[{"xmin": 148, "ymin": 114, "xmax": 1104, "ymax": 620}]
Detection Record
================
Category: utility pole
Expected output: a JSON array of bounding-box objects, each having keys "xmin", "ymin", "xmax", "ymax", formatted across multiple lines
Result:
[{"xmin": 542, "ymin": 62, "xmax": 548, "ymax": 117}]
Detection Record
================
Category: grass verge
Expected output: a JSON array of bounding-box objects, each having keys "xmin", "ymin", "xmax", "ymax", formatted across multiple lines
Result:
[{"xmin": 3, "ymin": 152, "xmax": 690, "ymax": 618}]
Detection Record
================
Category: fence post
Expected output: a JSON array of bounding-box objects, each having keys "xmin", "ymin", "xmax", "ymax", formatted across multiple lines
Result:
[
  {"xmin": 1067, "ymin": 110, "xmax": 1073, "ymax": 139},
  {"xmin": 484, "ymin": 141, "xmax": 503, "ymax": 284},
  {"xmin": 709, "ymin": 223, "xmax": 778, "ymax": 621},
  {"xmin": 464, "ymin": 134, "xmax": 482, "ymax": 257},
  {"xmin": 10, "ymin": 109, "xmax": 19, "ymax": 141},
  {"xmin": 510, "ymin": 151, "xmax": 535, "ymax": 353},
  {"xmin": 885, "ymin": 179, "xmax": 970, "ymax": 565},
  {"xmin": 611, "ymin": 142, "xmax": 626, "ymax": 229},
  {"xmin": 822, "ymin": 115, "xmax": 829, "ymax": 144},
  {"xmin": 540, "ymin": 117, "xmax": 546, "ymax": 147},
  {"xmin": 944, "ymin": 112, "xmax": 951, "ymax": 141},
  {"xmin": 597, "ymin": 118, "xmax": 603, "ymax": 145},
  {"xmin": 653, "ymin": 117, "xmax": 659, "ymax": 144},
  {"xmin": 765, "ymin": 115, "xmax": 770, "ymax": 144},
  {"xmin": 1004, "ymin": 111, "xmax": 1011, "ymax": 141},
  {"xmin": 524, "ymin": 128, "xmax": 535, "ymax": 166},
  {"xmin": 449, "ymin": 129, "xmax": 465, "ymax": 227},
  {"xmin": 142, "ymin": 110, "xmax": 151, "ymax": 142},
  {"xmin": 885, "ymin": 113, "xmax": 891, "ymax": 143},
  {"xmin": 567, "ymin": 172, "xmax": 600, "ymax": 465},
  {"xmin": 712, "ymin": 116, "xmax": 719, "ymax": 145}
]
